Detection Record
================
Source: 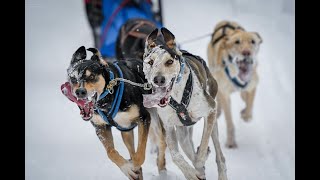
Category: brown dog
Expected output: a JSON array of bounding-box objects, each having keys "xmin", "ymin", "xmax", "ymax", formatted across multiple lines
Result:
[{"xmin": 207, "ymin": 20, "xmax": 262, "ymax": 148}]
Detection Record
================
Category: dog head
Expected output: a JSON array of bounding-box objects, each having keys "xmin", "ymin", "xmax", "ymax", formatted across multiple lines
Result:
[
  {"xmin": 66, "ymin": 46, "xmax": 107, "ymax": 120},
  {"xmin": 223, "ymin": 30, "xmax": 262, "ymax": 82},
  {"xmin": 142, "ymin": 28, "xmax": 183, "ymax": 108}
]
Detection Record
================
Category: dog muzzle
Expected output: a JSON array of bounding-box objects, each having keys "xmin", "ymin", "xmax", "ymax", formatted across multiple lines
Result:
[{"xmin": 61, "ymin": 82, "xmax": 95, "ymax": 121}]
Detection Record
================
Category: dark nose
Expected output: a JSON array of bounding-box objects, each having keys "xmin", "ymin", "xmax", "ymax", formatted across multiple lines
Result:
[
  {"xmin": 242, "ymin": 50, "xmax": 251, "ymax": 57},
  {"xmin": 153, "ymin": 76, "xmax": 166, "ymax": 86},
  {"xmin": 75, "ymin": 88, "xmax": 87, "ymax": 98}
]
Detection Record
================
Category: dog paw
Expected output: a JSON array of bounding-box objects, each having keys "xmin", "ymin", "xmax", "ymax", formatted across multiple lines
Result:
[
  {"xmin": 226, "ymin": 140, "xmax": 238, "ymax": 149},
  {"xmin": 241, "ymin": 109, "xmax": 252, "ymax": 122},
  {"xmin": 120, "ymin": 161, "xmax": 140, "ymax": 180},
  {"xmin": 183, "ymin": 167, "xmax": 203, "ymax": 180}
]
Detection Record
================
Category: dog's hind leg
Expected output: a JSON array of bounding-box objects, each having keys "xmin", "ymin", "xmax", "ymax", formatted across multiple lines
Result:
[
  {"xmin": 218, "ymin": 92, "xmax": 237, "ymax": 148},
  {"xmin": 131, "ymin": 113, "xmax": 151, "ymax": 180},
  {"xmin": 93, "ymin": 124, "xmax": 139, "ymax": 180},
  {"xmin": 194, "ymin": 111, "xmax": 216, "ymax": 179},
  {"xmin": 240, "ymin": 88, "xmax": 256, "ymax": 122},
  {"xmin": 176, "ymin": 126, "xmax": 196, "ymax": 163},
  {"xmin": 211, "ymin": 122, "xmax": 228, "ymax": 180},
  {"xmin": 121, "ymin": 130, "xmax": 135, "ymax": 159}
]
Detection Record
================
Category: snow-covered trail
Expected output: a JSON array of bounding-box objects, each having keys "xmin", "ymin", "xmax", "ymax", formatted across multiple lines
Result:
[{"xmin": 26, "ymin": 0, "xmax": 294, "ymax": 179}]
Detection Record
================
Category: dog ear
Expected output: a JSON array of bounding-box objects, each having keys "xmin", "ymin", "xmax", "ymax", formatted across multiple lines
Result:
[
  {"xmin": 71, "ymin": 46, "xmax": 86, "ymax": 65},
  {"xmin": 252, "ymin": 32, "xmax": 263, "ymax": 44},
  {"xmin": 146, "ymin": 28, "xmax": 159, "ymax": 49},
  {"xmin": 161, "ymin": 27, "xmax": 176, "ymax": 49},
  {"xmin": 87, "ymin": 47, "xmax": 108, "ymax": 67}
]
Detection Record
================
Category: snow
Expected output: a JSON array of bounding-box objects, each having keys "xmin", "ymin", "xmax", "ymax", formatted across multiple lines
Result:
[{"xmin": 26, "ymin": 0, "xmax": 294, "ymax": 179}]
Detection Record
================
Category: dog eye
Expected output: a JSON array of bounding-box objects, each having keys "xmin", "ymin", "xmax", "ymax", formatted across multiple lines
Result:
[
  {"xmin": 235, "ymin": 40, "xmax": 240, "ymax": 44},
  {"xmin": 251, "ymin": 39, "xmax": 256, "ymax": 44},
  {"xmin": 89, "ymin": 74, "xmax": 95, "ymax": 80},
  {"xmin": 165, "ymin": 59, "xmax": 174, "ymax": 66},
  {"xmin": 70, "ymin": 77, "xmax": 77, "ymax": 84},
  {"xmin": 148, "ymin": 60, "xmax": 154, "ymax": 66}
]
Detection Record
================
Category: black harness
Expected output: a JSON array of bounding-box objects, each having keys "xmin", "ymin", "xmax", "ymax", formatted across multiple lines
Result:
[
  {"xmin": 211, "ymin": 23, "xmax": 245, "ymax": 47},
  {"xmin": 168, "ymin": 59, "xmax": 196, "ymax": 126}
]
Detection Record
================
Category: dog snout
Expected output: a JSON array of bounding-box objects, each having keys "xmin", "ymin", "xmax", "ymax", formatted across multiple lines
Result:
[
  {"xmin": 242, "ymin": 50, "xmax": 251, "ymax": 57},
  {"xmin": 153, "ymin": 76, "xmax": 166, "ymax": 86},
  {"xmin": 75, "ymin": 88, "xmax": 87, "ymax": 98}
]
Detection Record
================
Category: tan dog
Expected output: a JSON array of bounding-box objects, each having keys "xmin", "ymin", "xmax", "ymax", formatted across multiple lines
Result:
[{"xmin": 207, "ymin": 20, "xmax": 262, "ymax": 148}]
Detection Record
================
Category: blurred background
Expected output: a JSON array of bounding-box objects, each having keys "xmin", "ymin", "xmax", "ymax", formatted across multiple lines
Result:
[{"xmin": 26, "ymin": 0, "xmax": 294, "ymax": 179}]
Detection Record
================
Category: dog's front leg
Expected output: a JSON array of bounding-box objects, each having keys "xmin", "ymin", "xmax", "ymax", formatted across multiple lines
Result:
[
  {"xmin": 166, "ymin": 126, "xmax": 200, "ymax": 180},
  {"xmin": 121, "ymin": 130, "xmax": 135, "ymax": 159},
  {"xmin": 218, "ymin": 91, "xmax": 237, "ymax": 148},
  {"xmin": 240, "ymin": 87, "xmax": 256, "ymax": 122},
  {"xmin": 94, "ymin": 124, "xmax": 139, "ymax": 180},
  {"xmin": 194, "ymin": 111, "xmax": 216, "ymax": 179},
  {"xmin": 131, "ymin": 113, "xmax": 151, "ymax": 180}
]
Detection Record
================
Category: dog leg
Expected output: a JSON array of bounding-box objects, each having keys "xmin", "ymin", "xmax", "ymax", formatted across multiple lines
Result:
[
  {"xmin": 194, "ymin": 111, "xmax": 216, "ymax": 179},
  {"xmin": 176, "ymin": 126, "xmax": 196, "ymax": 163},
  {"xmin": 131, "ymin": 113, "xmax": 151, "ymax": 180},
  {"xmin": 218, "ymin": 92, "xmax": 237, "ymax": 148},
  {"xmin": 157, "ymin": 121, "xmax": 167, "ymax": 173},
  {"xmin": 240, "ymin": 88, "xmax": 256, "ymax": 122},
  {"xmin": 211, "ymin": 122, "xmax": 228, "ymax": 180},
  {"xmin": 166, "ymin": 126, "xmax": 200, "ymax": 180},
  {"xmin": 93, "ymin": 124, "xmax": 139, "ymax": 180},
  {"xmin": 148, "ymin": 108, "xmax": 167, "ymax": 173},
  {"xmin": 121, "ymin": 130, "xmax": 135, "ymax": 159}
]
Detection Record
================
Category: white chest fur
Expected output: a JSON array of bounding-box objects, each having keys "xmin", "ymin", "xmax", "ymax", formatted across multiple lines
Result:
[{"xmin": 91, "ymin": 105, "xmax": 140, "ymax": 128}]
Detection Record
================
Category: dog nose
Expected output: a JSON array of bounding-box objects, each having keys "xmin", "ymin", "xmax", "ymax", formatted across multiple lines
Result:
[
  {"xmin": 75, "ymin": 88, "xmax": 87, "ymax": 98},
  {"xmin": 153, "ymin": 76, "xmax": 166, "ymax": 86},
  {"xmin": 242, "ymin": 50, "xmax": 251, "ymax": 57}
]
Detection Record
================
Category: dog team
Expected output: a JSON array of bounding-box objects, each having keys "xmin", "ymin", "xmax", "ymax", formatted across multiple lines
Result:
[{"xmin": 61, "ymin": 18, "xmax": 262, "ymax": 180}]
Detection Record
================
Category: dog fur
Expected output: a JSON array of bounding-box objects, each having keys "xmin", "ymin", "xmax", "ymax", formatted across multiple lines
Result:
[
  {"xmin": 66, "ymin": 46, "xmax": 157, "ymax": 180},
  {"xmin": 207, "ymin": 20, "xmax": 263, "ymax": 148},
  {"xmin": 142, "ymin": 28, "xmax": 228, "ymax": 180}
]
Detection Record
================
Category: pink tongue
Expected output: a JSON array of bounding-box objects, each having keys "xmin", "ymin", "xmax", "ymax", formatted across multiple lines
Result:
[
  {"xmin": 237, "ymin": 62, "xmax": 252, "ymax": 82},
  {"xmin": 61, "ymin": 82, "xmax": 93, "ymax": 116}
]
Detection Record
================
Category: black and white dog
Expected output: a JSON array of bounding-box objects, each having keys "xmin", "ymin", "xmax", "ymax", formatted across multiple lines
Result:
[
  {"xmin": 142, "ymin": 28, "xmax": 228, "ymax": 180},
  {"xmin": 62, "ymin": 46, "xmax": 158, "ymax": 180}
]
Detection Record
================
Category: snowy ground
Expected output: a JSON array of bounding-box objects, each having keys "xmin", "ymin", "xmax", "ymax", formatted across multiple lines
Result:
[{"xmin": 26, "ymin": 0, "xmax": 294, "ymax": 179}]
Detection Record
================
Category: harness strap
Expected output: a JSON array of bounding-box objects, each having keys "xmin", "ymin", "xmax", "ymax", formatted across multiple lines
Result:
[
  {"xmin": 96, "ymin": 62, "xmax": 137, "ymax": 131},
  {"xmin": 211, "ymin": 23, "xmax": 245, "ymax": 47},
  {"xmin": 169, "ymin": 60, "xmax": 196, "ymax": 126}
]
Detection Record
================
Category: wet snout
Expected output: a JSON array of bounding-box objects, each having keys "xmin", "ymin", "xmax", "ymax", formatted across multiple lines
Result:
[
  {"xmin": 75, "ymin": 87, "xmax": 87, "ymax": 99},
  {"xmin": 242, "ymin": 50, "xmax": 251, "ymax": 57},
  {"xmin": 153, "ymin": 75, "xmax": 166, "ymax": 86}
]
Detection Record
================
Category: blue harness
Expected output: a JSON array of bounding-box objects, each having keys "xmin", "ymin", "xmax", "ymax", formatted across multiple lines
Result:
[
  {"xmin": 95, "ymin": 62, "xmax": 137, "ymax": 131},
  {"xmin": 223, "ymin": 56, "xmax": 248, "ymax": 89}
]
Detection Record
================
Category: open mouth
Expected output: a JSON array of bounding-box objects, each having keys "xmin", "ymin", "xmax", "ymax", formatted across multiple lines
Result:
[
  {"xmin": 61, "ymin": 82, "xmax": 97, "ymax": 121},
  {"xmin": 78, "ymin": 92, "xmax": 97, "ymax": 121},
  {"xmin": 235, "ymin": 58, "xmax": 253, "ymax": 83},
  {"xmin": 143, "ymin": 77, "xmax": 175, "ymax": 108}
]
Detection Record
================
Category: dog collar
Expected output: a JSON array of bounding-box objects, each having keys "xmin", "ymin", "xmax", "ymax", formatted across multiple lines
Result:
[{"xmin": 222, "ymin": 56, "xmax": 248, "ymax": 89}]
